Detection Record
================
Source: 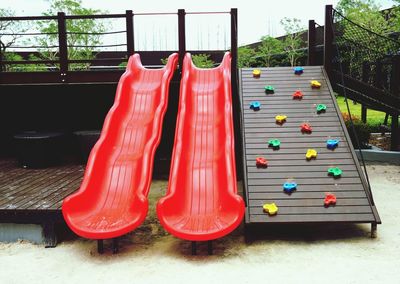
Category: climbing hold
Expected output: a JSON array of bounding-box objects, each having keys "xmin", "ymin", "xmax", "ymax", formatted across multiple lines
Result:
[
  {"xmin": 256, "ymin": 157, "xmax": 268, "ymax": 168},
  {"xmin": 250, "ymin": 101, "xmax": 261, "ymax": 111},
  {"xmin": 310, "ymin": 80, "xmax": 321, "ymax": 89},
  {"xmin": 275, "ymin": 115, "xmax": 287, "ymax": 124},
  {"xmin": 294, "ymin": 66, "xmax": 304, "ymax": 75},
  {"xmin": 253, "ymin": 69, "xmax": 261, "ymax": 78},
  {"xmin": 316, "ymin": 104, "xmax": 327, "ymax": 113},
  {"xmin": 324, "ymin": 193, "xmax": 337, "ymax": 207},
  {"xmin": 265, "ymin": 85, "xmax": 275, "ymax": 94},
  {"xmin": 306, "ymin": 149, "xmax": 317, "ymax": 160},
  {"xmin": 268, "ymin": 139, "xmax": 281, "ymax": 149},
  {"xmin": 301, "ymin": 123, "xmax": 312, "ymax": 134},
  {"xmin": 292, "ymin": 90, "xmax": 304, "ymax": 100},
  {"xmin": 263, "ymin": 203, "xmax": 278, "ymax": 215},
  {"xmin": 328, "ymin": 167, "xmax": 342, "ymax": 177},
  {"xmin": 283, "ymin": 182, "xmax": 297, "ymax": 194},
  {"xmin": 327, "ymin": 139, "xmax": 339, "ymax": 150}
]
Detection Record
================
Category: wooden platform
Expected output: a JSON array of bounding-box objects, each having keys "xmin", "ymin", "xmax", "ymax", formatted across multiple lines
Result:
[
  {"xmin": 0, "ymin": 159, "xmax": 83, "ymax": 219},
  {"xmin": 239, "ymin": 66, "xmax": 381, "ymax": 230}
]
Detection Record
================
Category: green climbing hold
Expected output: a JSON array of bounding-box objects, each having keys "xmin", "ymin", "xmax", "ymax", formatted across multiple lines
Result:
[
  {"xmin": 268, "ymin": 139, "xmax": 281, "ymax": 148},
  {"xmin": 265, "ymin": 85, "xmax": 275, "ymax": 94},
  {"xmin": 328, "ymin": 167, "xmax": 342, "ymax": 177},
  {"xmin": 317, "ymin": 104, "xmax": 327, "ymax": 113}
]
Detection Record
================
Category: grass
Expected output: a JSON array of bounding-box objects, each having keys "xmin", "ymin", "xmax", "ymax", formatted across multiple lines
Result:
[{"xmin": 335, "ymin": 96, "xmax": 390, "ymax": 126}]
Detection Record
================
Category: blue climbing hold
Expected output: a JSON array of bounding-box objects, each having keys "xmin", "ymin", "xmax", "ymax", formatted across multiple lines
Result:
[
  {"xmin": 327, "ymin": 139, "xmax": 339, "ymax": 149},
  {"xmin": 283, "ymin": 182, "xmax": 297, "ymax": 194},
  {"xmin": 250, "ymin": 101, "xmax": 261, "ymax": 111},
  {"xmin": 294, "ymin": 67, "xmax": 304, "ymax": 75}
]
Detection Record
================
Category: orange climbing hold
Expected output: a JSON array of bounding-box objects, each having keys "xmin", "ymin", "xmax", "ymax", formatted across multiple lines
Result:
[
  {"xmin": 301, "ymin": 123, "xmax": 312, "ymax": 133},
  {"xmin": 324, "ymin": 193, "xmax": 337, "ymax": 207},
  {"xmin": 256, "ymin": 157, "xmax": 268, "ymax": 168},
  {"xmin": 292, "ymin": 90, "xmax": 304, "ymax": 100}
]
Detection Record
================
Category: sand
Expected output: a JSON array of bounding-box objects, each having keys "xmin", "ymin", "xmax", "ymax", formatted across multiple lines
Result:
[{"xmin": 1, "ymin": 163, "xmax": 400, "ymax": 284}]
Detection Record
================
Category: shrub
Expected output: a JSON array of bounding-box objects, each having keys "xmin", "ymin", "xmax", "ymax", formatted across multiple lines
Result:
[{"xmin": 342, "ymin": 112, "xmax": 371, "ymax": 149}]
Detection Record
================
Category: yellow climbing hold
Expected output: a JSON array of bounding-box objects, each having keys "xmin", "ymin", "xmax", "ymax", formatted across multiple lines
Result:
[
  {"xmin": 306, "ymin": 149, "xmax": 318, "ymax": 160},
  {"xmin": 263, "ymin": 203, "xmax": 278, "ymax": 215},
  {"xmin": 253, "ymin": 69, "xmax": 261, "ymax": 78},
  {"xmin": 275, "ymin": 115, "xmax": 287, "ymax": 124},
  {"xmin": 310, "ymin": 80, "xmax": 321, "ymax": 89}
]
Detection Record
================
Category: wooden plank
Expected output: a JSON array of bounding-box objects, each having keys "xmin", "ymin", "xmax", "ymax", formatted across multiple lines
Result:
[
  {"xmin": 246, "ymin": 147, "xmax": 349, "ymax": 154},
  {"xmin": 247, "ymin": 177, "xmax": 362, "ymax": 186},
  {"xmin": 249, "ymin": 198, "xmax": 370, "ymax": 207},
  {"xmin": 249, "ymin": 191, "xmax": 367, "ymax": 200},
  {"xmin": 245, "ymin": 126, "xmax": 343, "ymax": 133},
  {"xmin": 245, "ymin": 121, "xmax": 343, "ymax": 128},
  {"xmin": 248, "ymin": 213, "xmax": 376, "ymax": 223},
  {"xmin": 247, "ymin": 164, "xmax": 356, "ymax": 173},
  {"xmin": 248, "ymin": 184, "xmax": 363, "ymax": 192},
  {"xmin": 249, "ymin": 205, "xmax": 373, "ymax": 215},
  {"xmin": 246, "ymin": 159, "xmax": 355, "ymax": 166},
  {"xmin": 246, "ymin": 137, "xmax": 345, "ymax": 143},
  {"xmin": 245, "ymin": 142, "xmax": 348, "ymax": 149},
  {"xmin": 244, "ymin": 113, "xmax": 338, "ymax": 119},
  {"xmin": 247, "ymin": 171, "xmax": 360, "ymax": 179},
  {"xmin": 246, "ymin": 153, "xmax": 353, "ymax": 160}
]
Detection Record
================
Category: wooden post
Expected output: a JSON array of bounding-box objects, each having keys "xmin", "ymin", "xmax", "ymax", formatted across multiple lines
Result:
[
  {"xmin": 361, "ymin": 61, "xmax": 369, "ymax": 123},
  {"xmin": 57, "ymin": 12, "xmax": 68, "ymax": 82},
  {"xmin": 178, "ymin": 9, "xmax": 186, "ymax": 71},
  {"xmin": 230, "ymin": 8, "xmax": 242, "ymax": 180},
  {"xmin": 324, "ymin": 5, "xmax": 334, "ymax": 80},
  {"xmin": 308, "ymin": 20, "xmax": 316, "ymax": 66},
  {"xmin": 126, "ymin": 10, "xmax": 134, "ymax": 57},
  {"xmin": 390, "ymin": 55, "xmax": 400, "ymax": 151}
]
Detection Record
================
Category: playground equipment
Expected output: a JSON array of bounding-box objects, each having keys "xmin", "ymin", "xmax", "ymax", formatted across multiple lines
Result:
[
  {"xmin": 300, "ymin": 123, "xmax": 313, "ymax": 133},
  {"xmin": 328, "ymin": 167, "xmax": 343, "ymax": 177},
  {"xmin": 317, "ymin": 104, "xmax": 327, "ymax": 113},
  {"xmin": 250, "ymin": 101, "xmax": 261, "ymax": 111},
  {"xmin": 324, "ymin": 193, "xmax": 337, "ymax": 207},
  {"xmin": 305, "ymin": 149, "xmax": 318, "ymax": 160},
  {"xmin": 253, "ymin": 69, "xmax": 261, "ymax": 78},
  {"xmin": 275, "ymin": 115, "xmax": 287, "ymax": 124},
  {"xmin": 327, "ymin": 139, "xmax": 339, "ymax": 149},
  {"xmin": 294, "ymin": 67, "xmax": 304, "ymax": 75},
  {"xmin": 156, "ymin": 52, "xmax": 245, "ymax": 254},
  {"xmin": 263, "ymin": 203, "xmax": 278, "ymax": 215},
  {"xmin": 62, "ymin": 53, "xmax": 178, "ymax": 253},
  {"xmin": 256, "ymin": 157, "xmax": 268, "ymax": 168},
  {"xmin": 283, "ymin": 182, "xmax": 297, "ymax": 194},
  {"xmin": 265, "ymin": 85, "xmax": 275, "ymax": 94},
  {"xmin": 292, "ymin": 90, "xmax": 304, "ymax": 100},
  {"xmin": 268, "ymin": 139, "xmax": 281, "ymax": 149}
]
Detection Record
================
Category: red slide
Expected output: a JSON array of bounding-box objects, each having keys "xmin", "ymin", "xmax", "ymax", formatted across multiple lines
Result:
[
  {"xmin": 62, "ymin": 53, "xmax": 178, "ymax": 240},
  {"xmin": 157, "ymin": 52, "xmax": 245, "ymax": 241}
]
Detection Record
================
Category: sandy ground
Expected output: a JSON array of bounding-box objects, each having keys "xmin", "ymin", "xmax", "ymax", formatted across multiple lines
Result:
[{"xmin": 1, "ymin": 163, "xmax": 400, "ymax": 284}]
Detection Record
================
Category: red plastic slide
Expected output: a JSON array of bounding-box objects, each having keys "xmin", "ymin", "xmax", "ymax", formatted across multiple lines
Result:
[
  {"xmin": 62, "ymin": 53, "xmax": 178, "ymax": 239},
  {"xmin": 157, "ymin": 52, "xmax": 245, "ymax": 241}
]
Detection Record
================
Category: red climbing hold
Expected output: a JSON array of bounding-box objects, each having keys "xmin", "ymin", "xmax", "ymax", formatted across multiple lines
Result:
[
  {"xmin": 301, "ymin": 123, "xmax": 312, "ymax": 133},
  {"xmin": 292, "ymin": 90, "xmax": 303, "ymax": 100},
  {"xmin": 324, "ymin": 193, "xmax": 337, "ymax": 207},
  {"xmin": 256, "ymin": 157, "xmax": 268, "ymax": 168}
]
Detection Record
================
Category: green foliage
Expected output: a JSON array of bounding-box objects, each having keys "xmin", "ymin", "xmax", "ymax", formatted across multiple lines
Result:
[
  {"xmin": 342, "ymin": 112, "xmax": 371, "ymax": 148},
  {"xmin": 3, "ymin": 53, "xmax": 47, "ymax": 71},
  {"xmin": 237, "ymin": 46, "xmax": 256, "ymax": 68},
  {"xmin": 34, "ymin": 0, "xmax": 108, "ymax": 70},
  {"xmin": 257, "ymin": 36, "xmax": 284, "ymax": 67},
  {"xmin": 0, "ymin": 8, "xmax": 27, "ymax": 54},
  {"xmin": 192, "ymin": 54, "xmax": 214, "ymax": 68},
  {"xmin": 280, "ymin": 18, "xmax": 305, "ymax": 67}
]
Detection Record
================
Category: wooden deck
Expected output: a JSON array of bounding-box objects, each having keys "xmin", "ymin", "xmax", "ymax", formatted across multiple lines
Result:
[
  {"xmin": 0, "ymin": 159, "xmax": 83, "ymax": 215},
  {"xmin": 239, "ymin": 66, "xmax": 381, "ymax": 228}
]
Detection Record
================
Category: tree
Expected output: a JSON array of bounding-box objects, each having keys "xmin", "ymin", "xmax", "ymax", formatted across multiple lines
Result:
[
  {"xmin": 257, "ymin": 36, "xmax": 284, "ymax": 67},
  {"xmin": 237, "ymin": 46, "xmax": 256, "ymax": 68},
  {"xmin": 34, "ymin": 0, "xmax": 108, "ymax": 70},
  {"xmin": 280, "ymin": 18, "xmax": 305, "ymax": 67}
]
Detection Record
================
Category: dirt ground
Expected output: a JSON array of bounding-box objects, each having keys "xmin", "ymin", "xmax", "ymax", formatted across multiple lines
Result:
[{"xmin": 1, "ymin": 163, "xmax": 399, "ymax": 284}]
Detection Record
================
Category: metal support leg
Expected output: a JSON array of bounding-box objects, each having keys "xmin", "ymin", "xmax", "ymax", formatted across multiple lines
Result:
[
  {"xmin": 112, "ymin": 238, "xmax": 119, "ymax": 254},
  {"xmin": 207, "ymin": 241, "xmax": 213, "ymax": 255},
  {"xmin": 371, "ymin": 223, "xmax": 377, "ymax": 238},
  {"xmin": 191, "ymin": 241, "xmax": 197, "ymax": 255},
  {"xmin": 97, "ymin": 240, "xmax": 104, "ymax": 254}
]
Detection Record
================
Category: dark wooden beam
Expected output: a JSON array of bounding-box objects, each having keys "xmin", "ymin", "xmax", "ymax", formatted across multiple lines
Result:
[
  {"xmin": 324, "ymin": 5, "xmax": 333, "ymax": 80},
  {"xmin": 126, "ymin": 10, "xmax": 134, "ymax": 56},
  {"xmin": 57, "ymin": 12, "xmax": 68, "ymax": 83},
  {"xmin": 178, "ymin": 9, "xmax": 186, "ymax": 71},
  {"xmin": 308, "ymin": 20, "xmax": 316, "ymax": 66}
]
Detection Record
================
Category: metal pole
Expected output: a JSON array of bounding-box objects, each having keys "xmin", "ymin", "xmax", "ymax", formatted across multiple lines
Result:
[
  {"xmin": 178, "ymin": 9, "xmax": 186, "ymax": 71},
  {"xmin": 126, "ymin": 10, "xmax": 134, "ymax": 56},
  {"xmin": 308, "ymin": 20, "xmax": 316, "ymax": 66},
  {"xmin": 324, "ymin": 5, "xmax": 333, "ymax": 80},
  {"xmin": 57, "ymin": 12, "xmax": 68, "ymax": 82}
]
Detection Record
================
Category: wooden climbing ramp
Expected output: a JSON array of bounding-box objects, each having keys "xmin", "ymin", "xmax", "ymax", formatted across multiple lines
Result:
[{"xmin": 239, "ymin": 66, "xmax": 380, "ymax": 234}]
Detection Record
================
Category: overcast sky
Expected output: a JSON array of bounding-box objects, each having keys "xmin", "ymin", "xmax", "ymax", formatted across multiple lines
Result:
[{"xmin": 2, "ymin": 0, "xmax": 397, "ymax": 50}]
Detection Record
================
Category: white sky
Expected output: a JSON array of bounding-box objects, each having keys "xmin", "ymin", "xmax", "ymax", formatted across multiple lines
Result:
[{"xmin": 1, "ymin": 0, "xmax": 397, "ymax": 50}]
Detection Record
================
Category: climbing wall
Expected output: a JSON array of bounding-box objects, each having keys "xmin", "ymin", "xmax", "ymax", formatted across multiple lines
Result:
[{"xmin": 239, "ymin": 66, "xmax": 380, "ymax": 227}]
